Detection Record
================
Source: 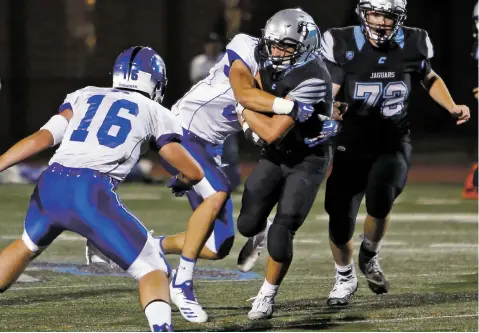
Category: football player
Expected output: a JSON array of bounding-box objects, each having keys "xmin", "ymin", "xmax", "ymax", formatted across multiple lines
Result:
[
  {"xmin": 150, "ymin": 8, "xmax": 318, "ymax": 323},
  {"xmin": 235, "ymin": 8, "xmax": 336, "ymax": 320},
  {"xmin": 0, "ymin": 46, "xmax": 221, "ymax": 332},
  {"xmin": 319, "ymin": 0, "xmax": 470, "ymax": 305},
  {"xmin": 462, "ymin": 1, "xmax": 478, "ymax": 199}
]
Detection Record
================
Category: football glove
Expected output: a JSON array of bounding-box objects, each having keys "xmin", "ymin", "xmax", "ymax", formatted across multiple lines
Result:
[{"xmin": 304, "ymin": 120, "xmax": 339, "ymax": 147}]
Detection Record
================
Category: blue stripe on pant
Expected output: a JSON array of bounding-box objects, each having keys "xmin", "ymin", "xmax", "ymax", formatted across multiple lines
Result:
[
  {"xmin": 24, "ymin": 163, "xmax": 149, "ymax": 270},
  {"xmin": 160, "ymin": 129, "xmax": 235, "ymax": 253}
]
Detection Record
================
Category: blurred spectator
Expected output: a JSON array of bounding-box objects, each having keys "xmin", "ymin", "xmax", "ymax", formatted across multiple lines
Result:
[
  {"xmin": 215, "ymin": 0, "xmax": 252, "ymax": 41},
  {"xmin": 189, "ymin": 32, "xmax": 224, "ymax": 84},
  {"xmin": 65, "ymin": 0, "xmax": 97, "ymax": 78}
]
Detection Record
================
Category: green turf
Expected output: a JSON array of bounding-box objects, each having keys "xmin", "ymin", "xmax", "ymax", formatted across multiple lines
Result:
[{"xmin": 0, "ymin": 183, "xmax": 477, "ymax": 331}]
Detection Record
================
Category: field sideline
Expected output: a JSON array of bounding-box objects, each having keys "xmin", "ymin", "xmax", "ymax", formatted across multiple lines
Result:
[{"xmin": 0, "ymin": 183, "xmax": 476, "ymax": 331}]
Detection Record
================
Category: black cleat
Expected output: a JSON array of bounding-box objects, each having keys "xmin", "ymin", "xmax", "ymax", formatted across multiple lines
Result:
[{"xmin": 359, "ymin": 249, "xmax": 389, "ymax": 295}]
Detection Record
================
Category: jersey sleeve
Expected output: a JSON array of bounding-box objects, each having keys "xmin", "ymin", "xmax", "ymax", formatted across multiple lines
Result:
[
  {"xmin": 154, "ymin": 106, "xmax": 183, "ymax": 149},
  {"xmin": 416, "ymin": 29, "xmax": 434, "ymax": 76},
  {"xmin": 320, "ymin": 30, "xmax": 345, "ymax": 85},
  {"xmin": 287, "ymin": 78, "xmax": 329, "ymax": 105},
  {"xmin": 58, "ymin": 88, "xmax": 84, "ymax": 113},
  {"xmin": 226, "ymin": 34, "xmax": 258, "ymax": 74}
]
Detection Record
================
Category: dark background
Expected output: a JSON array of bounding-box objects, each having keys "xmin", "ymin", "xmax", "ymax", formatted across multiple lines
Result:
[{"xmin": 1, "ymin": 0, "xmax": 477, "ymax": 162}]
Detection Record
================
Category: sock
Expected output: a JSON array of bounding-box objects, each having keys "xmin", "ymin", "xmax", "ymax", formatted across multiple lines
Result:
[
  {"xmin": 144, "ymin": 300, "xmax": 171, "ymax": 332},
  {"xmin": 335, "ymin": 262, "xmax": 355, "ymax": 278},
  {"xmin": 259, "ymin": 278, "xmax": 279, "ymax": 297},
  {"xmin": 361, "ymin": 236, "xmax": 382, "ymax": 254},
  {"xmin": 175, "ymin": 255, "xmax": 196, "ymax": 285}
]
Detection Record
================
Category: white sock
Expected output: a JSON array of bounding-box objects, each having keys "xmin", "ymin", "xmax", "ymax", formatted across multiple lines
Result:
[
  {"xmin": 175, "ymin": 256, "xmax": 196, "ymax": 285},
  {"xmin": 260, "ymin": 278, "xmax": 279, "ymax": 297},
  {"xmin": 265, "ymin": 218, "xmax": 273, "ymax": 232},
  {"xmin": 335, "ymin": 262, "xmax": 355, "ymax": 277},
  {"xmin": 144, "ymin": 301, "xmax": 171, "ymax": 332},
  {"xmin": 362, "ymin": 237, "xmax": 382, "ymax": 253}
]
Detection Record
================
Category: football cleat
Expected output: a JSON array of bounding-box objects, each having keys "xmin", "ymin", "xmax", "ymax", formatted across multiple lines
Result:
[
  {"xmin": 247, "ymin": 292, "xmax": 275, "ymax": 320},
  {"xmin": 359, "ymin": 250, "xmax": 389, "ymax": 295},
  {"xmin": 152, "ymin": 323, "xmax": 173, "ymax": 332},
  {"xmin": 327, "ymin": 273, "xmax": 358, "ymax": 306},
  {"xmin": 169, "ymin": 273, "xmax": 208, "ymax": 323},
  {"xmin": 237, "ymin": 218, "xmax": 273, "ymax": 272},
  {"xmin": 85, "ymin": 240, "xmax": 117, "ymax": 267}
]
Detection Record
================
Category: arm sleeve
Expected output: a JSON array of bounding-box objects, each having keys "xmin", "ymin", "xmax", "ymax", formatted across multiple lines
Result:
[
  {"xmin": 287, "ymin": 78, "xmax": 329, "ymax": 104},
  {"xmin": 226, "ymin": 34, "xmax": 258, "ymax": 74},
  {"xmin": 319, "ymin": 30, "xmax": 336, "ymax": 64},
  {"xmin": 320, "ymin": 30, "xmax": 345, "ymax": 85},
  {"xmin": 416, "ymin": 30, "xmax": 434, "ymax": 77},
  {"xmin": 154, "ymin": 107, "xmax": 183, "ymax": 149}
]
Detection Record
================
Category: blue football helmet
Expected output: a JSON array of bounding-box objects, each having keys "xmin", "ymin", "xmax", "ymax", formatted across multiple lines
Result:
[{"xmin": 112, "ymin": 46, "xmax": 167, "ymax": 103}]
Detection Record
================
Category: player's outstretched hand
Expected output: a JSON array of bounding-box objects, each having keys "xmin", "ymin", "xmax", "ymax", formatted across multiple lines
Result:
[
  {"xmin": 291, "ymin": 101, "xmax": 315, "ymax": 123},
  {"xmin": 304, "ymin": 120, "xmax": 339, "ymax": 147},
  {"xmin": 450, "ymin": 104, "xmax": 470, "ymax": 125},
  {"xmin": 167, "ymin": 175, "xmax": 191, "ymax": 197}
]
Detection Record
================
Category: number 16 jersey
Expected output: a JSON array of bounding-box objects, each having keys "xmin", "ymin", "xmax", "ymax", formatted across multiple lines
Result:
[
  {"xmin": 50, "ymin": 86, "xmax": 182, "ymax": 181},
  {"xmin": 320, "ymin": 26, "xmax": 434, "ymax": 149}
]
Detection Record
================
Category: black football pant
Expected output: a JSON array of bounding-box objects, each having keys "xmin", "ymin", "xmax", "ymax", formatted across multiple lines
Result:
[
  {"xmin": 325, "ymin": 141, "xmax": 412, "ymax": 245},
  {"xmin": 237, "ymin": 153, "xmax": 331, "ymax": 263}
]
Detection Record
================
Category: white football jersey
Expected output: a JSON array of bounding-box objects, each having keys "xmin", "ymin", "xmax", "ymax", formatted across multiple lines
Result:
[
  {"xmin": 50, "ymin": 86, "xmax": 182, "ymax": 180},
  {"xmin": 173, "ymin": 34, "xmax": 260, "ymax": 145}
]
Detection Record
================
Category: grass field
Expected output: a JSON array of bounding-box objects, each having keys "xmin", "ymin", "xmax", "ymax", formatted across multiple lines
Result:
[{"xmin": 0, "ymin": 183, "xmax": 477, "ymax": 332}]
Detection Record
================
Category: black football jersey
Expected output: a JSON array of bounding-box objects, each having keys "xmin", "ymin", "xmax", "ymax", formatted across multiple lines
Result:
[
  {"xmin": 320, "ymin": 25, "xmax": 434, "ymax": 150},
  {"xmin": 257, "ymin": 53, "xmax": 333, "ymax": 160}
]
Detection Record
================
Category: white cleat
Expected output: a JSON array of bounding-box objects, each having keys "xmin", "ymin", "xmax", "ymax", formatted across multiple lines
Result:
[
  {"xmin": 170, "ymin": 275, "xmax": 208, "ymax": 323},
  {"xmin": 247, "ymin": 292, "xmax": 275, "ymax": 320},
  {"xmin": 237, "ymin": 218, "xmax": 273, "ymax": 272},
  {"xmin": 85, "ymin": 240, "xmax": 117, "ymax": 267},
  {"xmin": 327, "ymin": 274, "xmax": 358, "ymax": 306}
]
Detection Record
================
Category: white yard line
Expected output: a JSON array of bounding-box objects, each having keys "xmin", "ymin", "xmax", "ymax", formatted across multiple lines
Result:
[
  {"xmin": 416, "ymin": 198, "xmax": 462, "ymax": 205},
  {"xmin": 313, "ymin": 213, "xmax": 477, "ymax": 223},
  {"xmin": 430, "ymin": 243, "xmax": 478, "ymax": 248},
  {"xmin": 0, "ymin": 234, "xmax": 85, "ymax": 241},
  {"xmin": 296, "ymin": 239, "xmax": 407, "ymax": 246},
  {"xmin": 10, "ymin": 283, "xmax": 133, "ymax": 291}
]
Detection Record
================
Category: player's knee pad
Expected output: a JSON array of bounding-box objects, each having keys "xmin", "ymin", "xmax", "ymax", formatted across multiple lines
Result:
[
  {"xmin": 127, "ymin": 235, "xmax": 171, "ymax": 281},
  {"xmin": 267, "ymin": 223, "xmax": 293, "ymax": 263},
  {"xmin": 328, "ymin": 216, "xmax": 355, "ymax": 246},
  {"xmin": 215, "ymin": 235, "xmax": 235, "ymax": 259},
  {"xmin": 237, "ymin": 213, "xmax": 265, "ymax": 238},
  {"xmin": 366, "ymin": 183, "xmax": 398, "ymax": 219}
]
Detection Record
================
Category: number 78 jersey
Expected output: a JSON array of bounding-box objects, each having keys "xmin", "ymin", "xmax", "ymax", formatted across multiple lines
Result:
[
  {"xmin": 320, "ymin": 26, "xmax": 434, "ymax": 144},
  {"xmin": 50, "ymin": 86, "xmax": 182, "ymax": 180}
]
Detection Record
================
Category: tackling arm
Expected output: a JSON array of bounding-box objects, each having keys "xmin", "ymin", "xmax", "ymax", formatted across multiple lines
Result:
[
  {"xmin": 243, "ymin": 109, "xmax": 294, "ymax": 145},
  {"xmin": 158, "ymin": 142, "xmax": 204, "ymax": 185},
  {"xmin": 0, "ymin": 110, "xmax": 72, "ymax": 172},
  {"xmin": 229, "ymin": 61, "xmax": 296, "ymax": 115}
]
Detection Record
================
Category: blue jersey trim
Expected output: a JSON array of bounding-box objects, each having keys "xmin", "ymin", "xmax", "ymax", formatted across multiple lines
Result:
[
  {"xmin": 354, "ymin": 26, "xmax": 366, "ymax": 51},
  {"xmin": 155, "ymin": 133, "xmax": 182, "ymax": 149},
  {"xmin": 226, "ymin": 49, "xmax": 251, "ymax": 73},
  {"xmin": 58, "ymin": 102, "xmax": 72, "ymax": 113}
]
